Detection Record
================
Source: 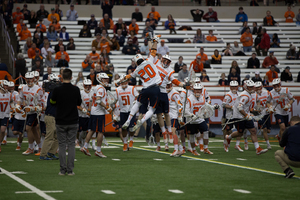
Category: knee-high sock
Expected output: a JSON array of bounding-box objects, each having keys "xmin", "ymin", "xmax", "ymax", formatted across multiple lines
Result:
[{"xmin": 141, "ymin": 107, "xmax": 155, "ymax": 124}]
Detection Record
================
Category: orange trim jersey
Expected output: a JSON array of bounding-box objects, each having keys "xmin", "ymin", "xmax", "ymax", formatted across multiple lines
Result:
[
  {"xmin": 18, "ymin": 84, "xmax": 43, "ymax": 115},
  {"xmin": 267, "ymin": 87, "xmax": 294, "ymax": 116},
  {"xmin": 257, "ymin": 89, "xmax": 270, "ymax": 115},
  {"xmin": 91, "ymin": 85, "xmax": 107, "ymax": 115},
  {"xmin": 0, "ymin": 92, "xmax": 12, "ymax": 119},
  {"xmin": 115, "ymin": 85, "xmax": 139, "ymax": 113},
  {"xmin": 185, "ymin": 93, "xmax": 206, "ymax": 124},
  {"xmin": 168, "ymin": 88, "xmax": 182, "ymax": 119},
  {"xmin": 222, "ymin": 91, "xmax": 239, "ymax": 119},
  {"xmin": 233, "ymin": 90, "xmax": 256, "ymax": 119},
  {"xmin": 79, "ymin": 90, "xmax": 91, "ymax": 118}
]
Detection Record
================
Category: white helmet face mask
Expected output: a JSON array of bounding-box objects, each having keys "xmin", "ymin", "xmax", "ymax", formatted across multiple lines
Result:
[
  {"xmin": 255, "ymin": 81, "xmax": 263, "ymax": 94},
  {"xmin": 97, "ymin": 73, "xmax": 110, "ymax": 87},
  {"xmin": 245, "ymin": 80, "xmax": 255, "ymax": 94},
  {"xmin": 272, "ymin": 78, "xmax": 281, "ymax": 92},
  {"xmin": 193, "ymin": 83, "xmax": 203, "ymax": 98},
  {"xmin": 25, "ymin": 72, "xmax": 35, "ymax": 87},
  {"xmin": 134, "ymin": 54, "xmax": 144, "ymax": 66},
  {"xmin": 0, "ymin": 80, "xmax": 9, "ymax": 93},
  {"xmin": 230, "ymin": 86, "xmax": 238, "ymax": 93},
  {"xmin": 161, "ymin": 55, "xmax": 172, "ymax": 68},
  {"xmin": 83, "ymin": 79, "xmax": 92, "ymax": 92}
]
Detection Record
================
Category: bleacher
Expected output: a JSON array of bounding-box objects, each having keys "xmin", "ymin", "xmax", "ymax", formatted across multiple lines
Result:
[{"xmin": 14, "ymin": 17, "xmax": 300, "ymax": 96}]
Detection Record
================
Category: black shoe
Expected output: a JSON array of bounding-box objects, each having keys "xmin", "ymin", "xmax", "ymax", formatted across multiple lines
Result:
[
  {"xmin": 47, "ymin": 153, "xmax": 59, "ymax": 160},
  {"xmin": 285, "ymin": 168, "xmax": 295, "ymax": 178}
]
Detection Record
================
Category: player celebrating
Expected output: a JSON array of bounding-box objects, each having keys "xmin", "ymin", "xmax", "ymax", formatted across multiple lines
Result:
[
  {"xmin": 225, "ymin": 80, "xmax": 268, "ymax": 155},
  {"xmin": 267, "ymin": 78, "xmax": 294, "ymax": 141},
  {"xmin": 81, "ymin": 73, "xmax": 112, "ymax": 158},
  {"xmin": 115, "ymin": 75, "xmax": 139, "ymax": 151}
]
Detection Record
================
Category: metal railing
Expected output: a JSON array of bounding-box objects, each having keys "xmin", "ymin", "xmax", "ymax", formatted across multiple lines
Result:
[{"xmin": 0, "ymin": 15, "xmax": 15, "ymax": 78}]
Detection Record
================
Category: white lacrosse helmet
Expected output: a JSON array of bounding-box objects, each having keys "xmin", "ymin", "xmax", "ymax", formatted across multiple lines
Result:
[
  {"xmin": 34, "ymin": 71, "xmax": 40, "ymax": 83},
  {"xmin": 119, "ymin": 74, "xmax": 128, "ymax": 89},
  {"xmin": 134, "ymin": 54, "xmax": 144, "ymax": 65},
  {"xmin": 193, "ymin": 83, "xmax": 203, "ymax": 98},
  {"xmin": 177, "ymin": 87, "xmax": 184, "ymax": 93},
  {"xmin": 25, "ymin": 72, "xmax": 35, "ymax": 79},
  {"xmin": 255, "ymin": 81, "xmax": 263, "ymax": 88},
  {"xmin": 25, "ymin": 72, "xmax": 35, "ymax": 86},
  {"xmin": 194, "ymin": 77, "xmax": 201, "ymax": 83},
  {"xmin": 230, "ymin": 81, "xmax": 238, "ymax": 87},
  {"xmin": 96, "ymin": 73, "xmax": 109, "ymax": 87},
  {"xmin": 166, "ymin": 81, "xmax": 172, "ymax": 93},
  {"xmin": 18, "ymin": 84, "xmax": 25, "ymax": 90},
  {"xmin": 0, "ymin": 80, "xmax": 9, "ymax": 92},
  {"xmin": 161, "ymin": 54, "xmax": 172, "ymax": 68},
  {"xmin": 8, "ymin": 81, "xmax": 14, "ymax": 87},
  {"xmin": 272, "ymin": 78, "xmax": 281, "ymax": 92},
  {"xmin": 83, "ymin": 79, "xmax": 92, "ymax": 92},
  {"xmin": 83, "ymin": 79, "xmax": 92, "ymax": 86},
  {"xmin": 245, "ymin": 80, "xmax": 255, "ymax": 93},
  {"xmin": 49, "ymin": 73, "xmax": 59, "ymax": 81}
]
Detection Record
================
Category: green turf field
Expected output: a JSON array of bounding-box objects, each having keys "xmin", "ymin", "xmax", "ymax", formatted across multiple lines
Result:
[{"xmin": 0, "ymin": 137, "xmax": 299, "ymax": 200}]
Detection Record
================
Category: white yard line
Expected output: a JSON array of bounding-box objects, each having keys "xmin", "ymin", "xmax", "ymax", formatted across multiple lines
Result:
[
  {"xmin": 168, "ymin": 189, "xmax": 184, "ymax": 194},
  {"xmin": 101, "ymin": 190, "xmax": 116, "ymax": 194},
  {"xmin": 16, "ymin": 191, "xmax": 63, "ymax": 194},
  {"xmin": 233, "ymin": 189, "xmax": 251, "ymax": 194}
]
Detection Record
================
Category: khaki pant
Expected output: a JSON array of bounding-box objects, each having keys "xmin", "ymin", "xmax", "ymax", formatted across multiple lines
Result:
[
  {"xmin": 274, "ymin": 150, "xmax": 300, "ymax": 172},
  {"xmin": 40, "ymin": 115, "xmax": 58, "ymax": 157}
]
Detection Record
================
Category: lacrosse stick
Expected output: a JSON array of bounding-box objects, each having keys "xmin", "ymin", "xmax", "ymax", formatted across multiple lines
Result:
[
  {"xmin": 182, "ymin": 68, "xmax": 196, "ymax": 118},
  {"xmin": 33, "ymin": 94, "xmax": 40, "ymax": 124},
  {"xmin": 107, "ymin": 90, "xmax": 117, "ymax": 108},
  {"xmin": 224, "ymin": 113, "xmax": 265, "ymax": 126},
  {"xmin": 148, "ymin": 121, "xmax": 156, "ymax": 146},
  {"xmin": 222, "ymin": 113, "xmax": 233, "ymax": 131},
  {"xmin": 22, "ymin": 97, "xmax": 29, "ymax": 133}
]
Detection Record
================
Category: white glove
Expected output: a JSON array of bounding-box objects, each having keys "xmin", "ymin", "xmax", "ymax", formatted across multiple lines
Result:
[
  {"xmin": 35, "ymin": 106, "xmax": 42, "ymax": 112},
  {"xmin": 152, "ymin": 35, "xmax": 160, "ymax": 43},
  {"xmin": 245, "ymin": 114, "xmax": 253, "ymax": 121},
  {"xmin": 82, "ymin": 108, "xmax": 87, "ymax": 114},
  {"xmin": 95, "ymin": 99, "xmax": 101, "ymax": 104},
  {"xmin": 191, "ymin": 114, "xmax": 198, "ymax": 121},
  {"xmin": 213, "ymin": 104, "xmax": 221, "ymax": 110},
  {"xmin": 267, "ymin": 106, "xmax": 274, "ymax": 114},
  {"xmin": 178, "ymin": 116, "xmax": 183, "ymax": 123},
  {"xmin": 283, "ymin": 104, "xmax": 291, "ymax": 111},
  {"xmin": 132, "ymin": 100, "xmax": 137, "ymax": 106},
  {"xmin": 106, "ymin": 106, "xmax": 112, "ymax": 113},
  {"xmin": 113, "ymin": 114, "xmax": 120, "ymax": 122}
]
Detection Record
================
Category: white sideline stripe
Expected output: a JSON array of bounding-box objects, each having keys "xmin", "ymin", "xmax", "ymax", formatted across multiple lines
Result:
[
  {"xmin": 168, "ymin": 189, "xmax": 184, "ymax": 194},
  {"xmin": 16, "ymin": 191, "xmax": 63, "ymax": 194},
  {"xmin": 1, "ymin": 167, "xmax": 56, "ymax": 200},
  {"xmin": 108, "ymin": 142, "xmax": 300, "ymax": 179},
  {"xmin": 101, "ymin": 146, "xmax": 119, "ymax": 149},
  {"xmin": 26, "ymin": 159, "xmax": 34, "ymax": 162},
  {"xmin": 11, "ymin": 171, "xmax": 27, "ymax": 174},
  {"xmin": 236, "ymin": 158, "xmax": 247, "ymax": 161},
  {"xmin": 153, "ymin": 159, "xmax": 163, "ymax": 161},
  {"xmin": 112, "ymin": 159, "xmax": 120, "ymax": 161},
  {"xmin": 101, "ymin": 190, "xmax": 116, "ymax": 194},
  {"xmin": 233, "ymin": 189, "xmax": 251, "ymax": 194}
]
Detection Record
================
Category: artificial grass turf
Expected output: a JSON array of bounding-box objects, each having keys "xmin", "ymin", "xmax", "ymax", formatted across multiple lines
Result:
[{"xmin": 0, "ymin": 138, "xmax": 299, "ymax": 200}]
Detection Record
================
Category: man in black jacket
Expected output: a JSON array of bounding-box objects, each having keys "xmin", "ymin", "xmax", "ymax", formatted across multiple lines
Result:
[
  {"xmin": 131, "ymin": 7, "xmax": 143, "ymax": 22},
  {"xmin": 247, "ymin": 53, "xmax": 260, "ymax": 68},
  {"xmin": 122, "ymin": 39, "xmax": 140, "ymax": 55},
  {"xmin": 101, "ymin": 0, "xmax": 113, "ymax": 19},
  {"xmin": 190, "ymin": 9, "xmax": 204, "ymax": 22},
  {"xmin": 275, "ymin": 116, "xmax": 300, "ymax": 178},
  {"xmin": 281, "ymin": 66, "xmax": 293, "ymax": 82}
]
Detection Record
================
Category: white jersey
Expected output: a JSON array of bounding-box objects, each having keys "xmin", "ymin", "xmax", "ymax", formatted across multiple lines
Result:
[
  {"xmin": 113, "ymin": 101, "xmax": 120, "ymax": 118},
  {"xmin": 185, "ymin": 93, "xmax": 206, "ymax": 124},
  {"xmin": 0, "ymin": 92, "xmax": 12, "ymax": 119},
  {"xmin": 222, "ymin": 91, "xmax": 239, "ymax": 119},
  {"xmin": 257, "ymin": 89, "xmax": 270, "ymax": 116},
  {"xmin": 37, "ymin": 82, "xmax": 43, "ymax": 88},
  {"xmin": 79, "ymin": 90, "xmax": 91, "ymax": 118},
  {"xmin": 180, "ymin": 89, "xmax": 193, "ymax": 100},
  {"xmin": 91, "ymin": 85, "xmax": 107, "ymax": 115},
  {"xmin": 168, "ymin": 88, "xmax": 182, "ymax": 119},
  {"xmin": 268, "ymin": 87, "xmax": 294, "ymax": 116},
  {"xmin": 131, "ymin": 59, "xmax": 161, "ymax": 89},
  {"xmin": 11, "ymin": 91, "xmax": 18, "ymax": 103},
  {"xmin": 233, "ymin": 91, "xmax": 257, "ymax": 119},
  {"xmin": 40, "ymin": 92, "xmax": 49, "ymax": 122},
  {"xmin": 18, "ymin": 84, "xmax": 43, "ymax": 114},
  {"xmin": 115, "ymin": 85, "xmax": 138, "ymax": 113},
  {"xmin": 202, "ymin": 88, "xmax": 211, "ymax": 104}
]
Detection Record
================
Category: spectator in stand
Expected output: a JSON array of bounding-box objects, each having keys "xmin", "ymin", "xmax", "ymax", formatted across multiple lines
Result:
[
  {"xmin": 178, "ymin": 64, "xmax": 189, "ymax": 82},
  {"xmin": 66, "ymin": 4, "xmax": 78, "ymax": 21},
  {"xmin": 87, "ymin": 68, "xmax": 97, "ymax": 85},
  {"xmin": 285, "ymin": 6, "xmax": 295, "ymax": 23},
  {"xmin": 32, "ymin": 49, "xmax": 44, "ymax": 66},
  {"xmin": 41, "ymin": 42, "xmax": 55, "ymax": 58},
  {"xmin": 256, "ymin": 28, "xmax": 270, "ymax": 56},
  {"xmin": 232, "ymin": 41, "xmax": 246, "ymax": 56},
  {"xmin": 286, "ymin": 45, "xmax": 297, "ymax": 60},
  {"xmin": 270, "ymin": 33, "xmax": 280, "ymax": 48},
  {"xmin": 251, "ymin": 22, "xmax": 261, "ymax": 35},
  {"xmin": 37, "ymin": 4, "xmax": 49, "ymax": 20},
  {"xmin": 266, "ymin": 65, "xmax": 278, "ymax": 82},
  {"xmin": 43, "ymin": 67, "xmax": 52, "ymax": 80},
  {"xmin": 32, "ymin": 57, "xmax": 44, "ymax": 76},
  {"xmin": 142, "ymin": 21, "xmax": 154, "ymax": 39},
  {"xmin": 157, "ymin": 40, "xmax": 170, "ymax": 55},
  {"xmin": 235, "ymin": 7, "xmax": 248, "ymax": 23},
  {"xmin": 132, "ymin": 7, "xmax": 143, "ymax": 22},
  {"xmin": 164, "ymin": 14, "xmax": 176, "ymax": 30},
  {"xmin": 99, "ymin": 37, "xmax": 112, "ymax": 57},
  {"xmin": 89, "ymin": 47, "xmax": 100, "ymax": 62},
  {"xmin": 146, "ymin": 13, "xmax": 158, "ymax": 30},
  {"xmin": 76, "ymin": 72, "xmax": 84, "ymax": 85},
  {"xmin": 15, "ymin": 53, "xmax": 27, "ymax": 78},
  {"xmin": 29, "ymin": 10, "xmax": 38, "ymax": 28},
  {"xmin": 55, "ymin": 38, "xmax": 66, "ymax": 53},
  {"xmin": 211, "ymin": 49, "xmax": 222, "ymax": 64},
  {"xmin": 196, "ymin": 47, "xmax": 209, "ymax": 65},
  {"xmin": 79, "ymin": 24, "xmax": 92, "ymax": 38},
  {"xmin": 34, "ymin": 26, "xmax": 44, "ymax": 41},
  {"xmin": 50, "ymin": 18, "xmax": 61, "ymax": 33},
  {"xmin": 88, "ymin": 14, "xmax": 98, "ymax": 30},
  {"xmin": 229, "ymin": 60, "xmax": 241, "ymax": 75},
  {"xmin": 48, "ymin": 8, "xmax": 60, "ymax": 23},
  {"xmin": 203, "ymin": 7, "xmax": 219, "ymax": 22},
  {"xmin": 190, "ymin": 56, "xmax": 204, "ymax": 73},
  {"xmin": 59, "ymin": 26, "xmax": 69, "ymax": 41},
  {"xmin": 127, "ymin": 69, "xmax": 136, "ymax": 86},
  {"xmin": 55, "ymin": 46, "xmax": 70, "ymax": 62},
  {"xmin": 207, "ymin": 0, "xmax": 221, "ymax": 6},
  {"xmin": 262, "ymin": 75, "xmax": 269, "ymax": 86},
  {"xmin": 122, "ymin": 39, "xmax": 140, "ymax": 55},
  {"xmin": 19, "ymin": 25, "xmax": 31, "ymax": 41},
  {"xmin": 126, "ymin": 59, "xmax": 137, "ymax": 74},
  {"xmin": 21, "ymin": 4, "xmax": 30, "ymax": 20},
  {"xmin": 200, "ymin": 69, "xmax": 210, "ymax": 82},
  {"xmin": 263, "ymin": 10, "xmax": 278, "ymax": 26},
  {"xmin": 240, "ymin": 27, "xmax": 253, "ymax": 52},
  {"xmin": 247, "ymin": 53, "xmax": 260, "ymax": 68},
  {"xmin": 115, "ymin": 29, "xmax": 125, "ymax": 47},
  {"xmin": 218, "ymin": 73, "xmax": 229, "ymax": 86},
  {"xmin": 57, "ymin": 54, "xmax": 69, "ymax": 68},
  {"xmin": 190, "ymin": 9, "xmax": 204, "ymax": 22},
  {"xmin": 16, "ymin": 18, "xmax": 25, "ymax": 33},
  {"xmin": 174, "ymin": 56, "xmax": 185, "ymax": 73},
  {"xmin": 206, "ymin": 30, "xmax": 217, "ymax": 42},
  {"xmin": 297, "ymin": 47, "xmax": 300, "ymax": 60},
  {"xmin": 193, "ymin": 29, "xmax": 205, "ymax": 43},
  {"xmin": 23, "ymin": 37, "xmax": 33, "ymax": 54},
  {"xmin": 12, "ymin": 7, "xmax": 24, "ymax": 24},
  {"xmin": 101, "ymin": 13, "xmax": 114, "ymax": 30},
  {"xmin": 239, "ymin": 21, "xmax": 248, "ymax": 35},
  {"xmin": 114, "ymin": 18, "xmax": 126, "ymax": 34},
  {"xmin": 140, "ymin": 39, "xmax": 149, "ymax": 56},
  {"xmin": 82, "ymin": 55, "xmax": 95, "ymax": 72},
  {"xmin": 45, "ymin": 51, "xmax": 55, "ymax": 68},
  {"xmin": 101, "ymin": 0, "xmax": 113, "ymax": 19},
  {"xmin": 67, "ymin": 38, "xmax": 75, "ymax": 50},
  {"xmin": 54, "ymin": 4, "xmax": 63, "ymax": 21},
  {"xmin": 94, "ymin": 22, "xmax": 105, "ymax": 37},
  {"xmin": 36, "ymin": 18, "xmax": 46, "ymax": 33},
  {"xmin": 0, "ymin": 0, "xmax": 12, "ymax": 28},
  {"xmin": 228, "ymin": 67, "xmax": 240, "ymax": 85},
  {"xmin": 250, "ymin": 0, "xmax": 259, "ymax": 6},
  {"xmin": 110, "ymin": 36, "xmax": 120, "ymax": 51},
  {"xmin": 281, "ymin": 66, "xmax": 293, "ymax": 82},
  {"xmin": 129, "ymin": 19, "xmax": 139, "ymax": 35},
  {"xmin": 222, "ymin": 43, "xmax": 234, "ymax": 56},
  {"xmin": 262, "ymin": 51, "xmax": 278, "ymax": 68},
  {"xmin": 92, "ymin": 33, "xmax": 102, "ymax": 51},
  {"xmin": 241, "ymin": 74, "xmax": 250, "ymax": 86},
  {"xmin": 47, "ymin": 25, "xmax": 58, "ymax": 42},
  {"xmin": 252, "ymin": 71, "xmax": 263, "ymax": 82},
  {"xmin": 147, "ymin": 6, "xmax": 161, "ymax": 21}
]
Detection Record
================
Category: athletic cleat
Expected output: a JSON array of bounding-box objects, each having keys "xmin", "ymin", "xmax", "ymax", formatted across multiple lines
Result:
[
  {"xmin": 1, "ymin": 140, "xmax": 7, "ymax": 145},
  {"xmin": 195, "ymin": 142, "xmax": 199, "ymax": 147},
  {"xmin": 204, "ymin": 148, "xmax": 213, "ymax": 155},
  {"xmin": 199, "ymin": 144, "xmax": 204, "ymax": 152},
  {"xmin": 192, "ymin": 150, "xmax": 200, "ymax": 156},
  {"xmin": 68, "ymin": 172, "xmax": 75, "ymax": 176},
  {"xmin": 162, "ymin": 132, "xmax": 168, "ymax": 143},
  {"xmin": 122, "ymin": 120, "xmax": 130, "ymax": 130},
  {"xmin": 225, "ymin": 135, "xmax": 231, "ymax": 145},
  {"xmin": 16, "ymin": 146, "xmax": 21, "ymax": 151},
  {"xmin": 188, "ymin": 148, "xmax": 193, "ymax": 153},
  {"xmin": 81, "ymin": 147, "xmax": 91, "ymax": 156},
  {"xmin": 244, "ymin": 142, "xmax": 249, "ymax": 150},
  {"xmin": 275, "ymin": 134, "xmax": 281, "ymax": 142},
  {"xmin": 58, "ymin": 172, "xmax": 66, "ymax": 176},
  {"xmin": 224, "ymin": 144, "xmax": 228, "ymax": 152},
  {"xmin": 165, "ymin": 145, "xmax": 169, "ymax": 151},
  {"xmin": 256, "ymin": 147, "xmax": 268, "ymax": 155},
  {"xmin": 39, "ymin": 156, "xmax": 52, "ymax": 160},
  {"xmin": 235, "ymin": 145, "xmax": 244, "ymax": 152},
  {"xmin": 22, "ymin": 148, "xmax": 33, "ymax": 155},
  {"xmin": 285, "ymin": 168, "xmax": 295, "ymax": 178},
  {"xmin": 182, "ymin": 146, "xmax": 186, "ymax": 154},
  {"xmin": 267, "ymin": 144, "xmax": 272, "ymax": 150},
  {"xmin": 170, "ymin": 150, "xmax": 179, "ymax": 157},
  {"xmin": 132, "ymin": 120, "xmax": 142, "ymax": 132},
  {"xmin": 156, "ymin": 146, "xmax": 161, "ymax": 151},
  {"xmin": 47, "ymin": 153, "xmax": 59, "ymax": 160},
  {"xmin": 95, "ymin": 151, "xmax": 107, "ymax": 158},
  {"xmin": 35, "ymin": 148, "xmax": 41, "ymax": 156},
  {"xmin": 75, "ymin": 142, "xmax": 80, "ymax": 148},
  {"xmin": 129, "ymin": 140, "xmax": 134, "ymax": 148},
  {"xmin": 123, "ymin": 144, "xmax": 129, "ymax": 152}
]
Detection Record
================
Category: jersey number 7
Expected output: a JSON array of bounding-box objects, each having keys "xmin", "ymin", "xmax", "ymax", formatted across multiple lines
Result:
[{"xmin": 0, "ymin": 102, "xmax": 8, "ymax": 112}]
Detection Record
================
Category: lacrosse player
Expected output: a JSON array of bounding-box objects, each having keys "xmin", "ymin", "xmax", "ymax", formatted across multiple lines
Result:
[
  {"xmin": 176, "ymin": 87, "xmax": 187, "ymax": 153},
  {"xmin": 225, "ymin": 80, "xmax": 268, "ymax": 155},
  {"xmin": 255, "ymin": 81, "xmax": 272, "ymax": 150},
  {"xmin": 115, "ymin": 75, "xmax": 139, "ymax": 151},
  {"xmin": 151, "ymin": 114, "xmax": 164, "ymax": 151},
  {"xmin": 81, "ymin": 73, "xmax": 112, "ymax": 158},
  {"xmin": 267, "ymin": 78, "xmax": 294, "ymax": 141}
]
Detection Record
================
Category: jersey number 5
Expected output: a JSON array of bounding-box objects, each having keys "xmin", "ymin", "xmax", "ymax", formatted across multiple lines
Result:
[
  {"xmin": 121, "ymin": 95, "xmax": 130, "ymax": 106},
  {"xmin": 138, "ymin": 65, "xmax": 156, "ymax": 82}
]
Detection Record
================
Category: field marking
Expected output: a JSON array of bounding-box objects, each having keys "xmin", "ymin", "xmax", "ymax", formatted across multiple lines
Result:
[
  {"xmin": 236, "ymin": 158, "xmax": 247, "ymax": 161},
  {"xmin": 168, "ymin": 189, "xmax": 184, "ymax": 194},
  {"xmin": 101, "ymin": 190, "xmax": 116, "ymax": 194},
  {"xmin": 0, "ymin": 160, "xmax": 2, "ymax": 162},
  {"xmin": 101, "ymin": 146, "xmax": 120, "ymax": 149},
  {"xmin": 112, "ymin": 159, "xmax": 120, "ymax": 161},
  {"xmin": 108, "ymin": 142, "xmax": 300, "ymax": 179},
  {"xmin": 233, "ymin": 189, "xmax": 251, "ymax": 194},
  {"xmin": 153, "ymin": 158, "xmax": 163, "ymax": 161},
  {"xmin": 11, "ymin": 171, "xmax": 27, "ymax": 174},
  {"xmin": 26, "ymin": 159, "xmax": 34, "ymax": 162},
  {"xmin": 1, "ymin": 167, "xmax": 56, "ymax": 200},
  {"xmin": 16, "ymin": 191, "xmax": 63, "ymax": 194}
]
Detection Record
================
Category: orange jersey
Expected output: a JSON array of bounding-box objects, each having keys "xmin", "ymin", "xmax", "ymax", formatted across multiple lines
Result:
[
  {"xmin": 19, "ymin": 29, "xmax": 31, "ymax": 41},
  {"xmin": 147, "ymin": 11, "xmax": 161, "ymax": 21},
  {"xmin": 128, "ymin": 24, "xmax": 139, "ymax": 34},
  {"xmin": 100, "ymin": 42, "xmax": 111, "ymax": 54},
  {"xmin": 284, "ymin": 11, "xmax": 295, "ymax": 22},
  {"xmin": 195, "ymin": 53, "xmax": 208, "ymax": 62},
  {"xmin": 55, "ymin": 51, "xmax": 70, "ymax": 62},
  {"xmin": 47, "ymin": 13, "xmax": 60, "ymax": 22},
  {"xmin": 12, "ymin": 12, "xmax": 24, "ymax": 24},
  {"xmin": 206, "ymin": 35, "xmax": 217, "ymax": 42},
  {"xmin": 49, "ymin": 22, "xmax": 61, "ymax": 32},
  {"xmin": 36, "ymin": 24, "xmax": 47, "ymax": 33},
  {"xmin": 89, "ymin": 52, "xmax": 100, "ymax": 62}
]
